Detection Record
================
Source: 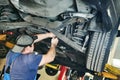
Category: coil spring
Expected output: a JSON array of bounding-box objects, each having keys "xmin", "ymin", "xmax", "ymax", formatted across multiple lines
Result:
[
  {"xmin": 0, "ymin": 6, "xmax": 18, "ymax": 22},
  {"xmin": 63, "ymin": 21, "xmax": 87, "ymax": 46},
  {"xmin": 72, "ymin": 23, "xmax": 87, "ymax": 46}
]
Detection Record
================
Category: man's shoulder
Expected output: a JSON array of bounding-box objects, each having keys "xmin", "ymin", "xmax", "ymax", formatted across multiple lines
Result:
[
  {"xmin": 7, "ymin": 50, "xmax": 16, "ymax": 57},
  {"xmin": 7, "ymin": 50, "xmax": 21, "ymax": 60}
]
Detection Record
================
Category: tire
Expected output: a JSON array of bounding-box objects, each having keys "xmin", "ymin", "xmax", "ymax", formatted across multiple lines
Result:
[{"xmin": 86, "ymin": 30, "xmax": 114, "ymax": 72}]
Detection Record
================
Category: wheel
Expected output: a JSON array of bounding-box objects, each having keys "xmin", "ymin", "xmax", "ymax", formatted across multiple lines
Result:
[{"xmin": 86, "ymin": 30, "xmax": 115, "ymax": 72}]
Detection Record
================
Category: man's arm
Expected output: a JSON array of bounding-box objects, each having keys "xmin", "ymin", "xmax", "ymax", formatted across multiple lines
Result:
[
  {"xmin": 34, "ymin": 33, "xmax": 55, "ymax": 43},
  {"xmin": 39, "ymin": 37, "xmax": 58, "ymax": 66}
]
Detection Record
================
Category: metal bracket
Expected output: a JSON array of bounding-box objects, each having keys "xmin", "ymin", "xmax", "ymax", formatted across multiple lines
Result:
[{"xmin": 0, "ymin": 22, "xmax": 32, "ymax": 30}]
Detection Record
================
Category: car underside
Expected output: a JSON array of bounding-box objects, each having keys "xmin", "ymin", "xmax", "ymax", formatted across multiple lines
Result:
[{"xmin": 0, "ymin": 0, "xmax": 120, "ymax": 76}]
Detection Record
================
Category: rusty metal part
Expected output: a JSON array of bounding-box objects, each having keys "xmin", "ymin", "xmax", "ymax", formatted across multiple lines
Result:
[
  {"xmin": 0, "ymin": 22, "xmax": 32, "ymax": 30},
  {"xmin": 5, "ymin": 41, "xmax": 14, "ymax": 49},
  {"xmin": 0, "ymin": 0, "xmax": 9, "ymax": 5},
  {"xmin": 0, "ymin": 34, "xmax": 6, "ymax": 40}
]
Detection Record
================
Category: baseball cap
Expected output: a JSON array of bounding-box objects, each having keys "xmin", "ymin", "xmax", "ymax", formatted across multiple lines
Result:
[{"xmin": 12, "ymin": 35, "xmax": 34, "ymax": 53}]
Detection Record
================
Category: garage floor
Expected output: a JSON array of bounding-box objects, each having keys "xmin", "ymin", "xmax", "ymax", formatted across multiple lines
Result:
[
  {"xmin": 0, "ymin": 58, "xmax": 5, "ymax": 71},
  {"xmin": 38, "ymin": 67, "xmax": 60, "ymax": 80}
]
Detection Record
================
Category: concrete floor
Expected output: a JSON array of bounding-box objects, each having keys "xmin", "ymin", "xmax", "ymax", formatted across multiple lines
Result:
[
  {"xmin": 0, "ymin": 58, "xmax": 5, "ymax": 71},
  {"xmin": 38, "ymin": 67, "xmax": 60, "ymax": 80}
]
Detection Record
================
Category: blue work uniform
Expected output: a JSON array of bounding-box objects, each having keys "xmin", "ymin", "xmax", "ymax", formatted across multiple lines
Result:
[{"xmin": 5, "ymin": 50, "xmax": 42, "ymax": 80}]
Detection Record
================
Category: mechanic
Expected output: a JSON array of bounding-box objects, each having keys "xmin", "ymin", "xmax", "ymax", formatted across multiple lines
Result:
[{"xmin": 4, "ymin": 32, "xmax": 59, "ymax": 80}]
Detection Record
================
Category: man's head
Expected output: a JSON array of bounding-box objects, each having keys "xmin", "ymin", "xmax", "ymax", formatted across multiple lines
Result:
[
  {"xmin": 22, "ymin": 44, "xmax": 35, "ymax": 54},
  {"xmin": 12, "ymin": 35, "xmax": 34, "ymax": 53}
]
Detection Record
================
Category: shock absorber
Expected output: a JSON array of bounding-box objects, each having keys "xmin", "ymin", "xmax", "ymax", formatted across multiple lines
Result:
[{"xmin": 0, "ymin": 5, "xmax": 19, "ymax": 22}]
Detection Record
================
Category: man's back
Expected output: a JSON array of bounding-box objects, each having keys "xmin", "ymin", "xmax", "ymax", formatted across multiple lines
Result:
[{"xmin": 5, "ymin": 50, "xmax": 42, "ymax": 80}]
